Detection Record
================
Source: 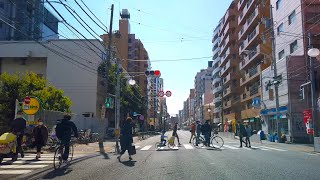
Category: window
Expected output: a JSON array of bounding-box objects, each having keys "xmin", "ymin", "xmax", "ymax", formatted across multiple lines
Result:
[
  {"xmin": 288, "ymin": 10, "xmax": 296, "ymax": 25},
  {"xmin": 290, "ymin": 40, "xmax": 298, "ymax": 53},
  {"xmin": 276, "ymin": 0, "xmax": 282, "ymax": 10},
  {"xmin": 128, "ymin": 38, "xmax": 132, "ymax": 43},
  {"xmin": 0, "ymin": 2, "xmax": 4, "ymax": 9},
  {"xmin": 278, "ymin": 49, "xmax": 285, "ymax": 60},
  {"xmin": 277, "ymin": 23, "xmax": 284, "ymax": 35}
]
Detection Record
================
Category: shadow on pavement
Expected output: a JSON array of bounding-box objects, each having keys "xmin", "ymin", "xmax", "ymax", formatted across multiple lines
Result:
[
  {"xmin": 120, "ymin": 160, "xmax": 136, "ymax": 167},
  {"xmin": 99, "ymin": 151, "xmax": 110, "ymax": 159},
  {"xmin": 206, "ymin": 148, "xmax": 222, "ymax": 151}
]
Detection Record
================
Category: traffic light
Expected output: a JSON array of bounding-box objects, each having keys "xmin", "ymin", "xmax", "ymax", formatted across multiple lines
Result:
[
  {"xmin": 299, "ymin": 88, "xmax": 305, "ymax": 100},
  {"xmin": 145, "ymin": 70, "xmax": 161, "ymax": 77},
  {"xmin": 105, "ymin": 96, "xmax": 114, "ymax": 109}
]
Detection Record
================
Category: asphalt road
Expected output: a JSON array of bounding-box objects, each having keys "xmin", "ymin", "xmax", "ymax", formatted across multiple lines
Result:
[{"xmin": 3, "ymin": 130, "xmax": 320, "ymax": 180}]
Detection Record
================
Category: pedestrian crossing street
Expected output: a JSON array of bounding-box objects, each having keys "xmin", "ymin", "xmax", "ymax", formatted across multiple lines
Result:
[
  {"xmin": 0, "ymin": 153, "xmax": 83, "ymax": 175},
  {"xmin": 134, "ymin": 143, "xmax": 288, "ymax": 152}
]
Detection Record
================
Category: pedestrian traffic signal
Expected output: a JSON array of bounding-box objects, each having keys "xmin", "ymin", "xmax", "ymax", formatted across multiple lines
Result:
[
  {"xmin": 105, "ymin": 97, "xmax": 114, "ymax": 109},
  {"xmin": 145, "ymin": 70, "xmax": 161, "ymax": 77}
]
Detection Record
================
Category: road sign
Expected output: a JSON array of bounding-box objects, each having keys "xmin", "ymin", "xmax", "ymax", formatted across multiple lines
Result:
[
  {"xmin": 24, "ymin": 96, "xmax": 31, "ymax": 104},
  {"xmin": 158, "ymin": 91, "xmax": 164, "ymax": 97},
  {"xmin": 22, "ymin": 97, "xmax": 40, "ymax": 115},
  {"xmin": 165, "ymin": 91, "xmax": 172, "ymax": 97}
]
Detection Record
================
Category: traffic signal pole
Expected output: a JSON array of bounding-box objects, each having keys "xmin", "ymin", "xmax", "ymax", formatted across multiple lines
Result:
[
  {"xmin": 99, "ymin": 4, "xmax": 114, "ymax": 153},
  {"xmin": 115, "ymin": 58, "xmax": 121, "ymax": 154}
]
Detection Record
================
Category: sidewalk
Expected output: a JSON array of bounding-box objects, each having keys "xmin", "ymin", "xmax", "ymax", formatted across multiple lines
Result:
[
  {"xmin": 219, "ymin": 132, "xmax": 316, "ymax": 153},
  {"xmin": 73, "ymin": 136, "xmax": 140, "ymax": 154}
]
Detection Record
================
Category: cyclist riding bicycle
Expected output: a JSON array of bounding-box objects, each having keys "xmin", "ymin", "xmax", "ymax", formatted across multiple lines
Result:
[
  {"xmin": 160, "ymin": 129, "xmax": 167, "ymax": 146},
  {"xmin": 55, "ymin": 114, "xmax": 78, "ymax": 163}
]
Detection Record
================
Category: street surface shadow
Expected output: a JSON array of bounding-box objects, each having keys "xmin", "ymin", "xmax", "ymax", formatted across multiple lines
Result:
[
  {"xmin": 120, "ymin": 160, "xmax": 136, "ymax": 167},
  {"xmin": 42, "ymin": 167, "xmax": 73, "ymax": 179},
  {"xmin": 156, "ymin": 149, "xmax": 179, "ymax": 151},
  {"xmin": 206, "ymin": 148, "xmax": 222, "ymax": 151},
  {"xmin": 99, "ymin": 151, "xmax": 110, "ymax": 159}
]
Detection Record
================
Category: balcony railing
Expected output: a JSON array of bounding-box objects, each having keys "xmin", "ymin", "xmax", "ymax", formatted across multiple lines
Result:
[
  {"xmin": 250, "ymin": 85, "xmax": 259, "ymax": 96},
  {"xmin": 238, "ymin": 6, "xmax": 259, "ymax": 40},
  {"xmin": 212, "ymin": 67, "xmax": 222, "ymax": 75},
  {"xmin": 213, "ymin": 106, "xmax": 222, "ymax": 113},
  {"xmin": 221, "ymin": 60, "xmax": 231, "ymax": 75},
  {"xmin": 213, "ymin": 85, "xmax": 223, "ymax": 94},
  {"xmin": 223, "ymin": 73, "xmax": 231, "ymax": 84},
  {"xmin": 213, "ymin": 77, "xmax": 222, "ymax": 84},
  {"xmin": 213, "ymin": 97, "xmax": 222, "ymax": 103}
]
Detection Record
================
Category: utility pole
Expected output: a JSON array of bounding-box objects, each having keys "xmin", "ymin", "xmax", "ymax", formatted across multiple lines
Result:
[
  {"xmin": 270, "ymin": 5, "xmax": 281, "ymax": 140},
  {"xmin": 115, "ymin": 58, "xmax": 121, "ymax": 154},
  {"xmin": 308, "ymin": 33, "xmax": 319, "ymax": 138},
  {"xmin": 99, "ymin": 4, "xmax": 114, "ymax": 152}
]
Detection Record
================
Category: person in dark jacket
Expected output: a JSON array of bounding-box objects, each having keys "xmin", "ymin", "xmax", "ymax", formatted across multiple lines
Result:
[
  {"xmin": 201, "ymin": 120, "xmax": 212, "ymax": 146},
  {"xmin": 117, "ymin": 117, "xmax": 134, "ymax": 162},
  {"xmin": 56, "ymin": 114, "xmax": 78, "ymax": 162},
  {"xmin": 245, "ymin": 125, "xmax": 252, "ymax": 148},
  {"xmin": 11, "ymin": 111, "xmax": 27, "ymax": 158},
  {"xmin": 32, "ymin": 119, "xmax": 48, "ymax": 159},
  {"xmin": 196, "ymin": 121, "xmax": 202, "ymax": 146},
  {"xmin": 237, "ymin": 121, "xmax": 247, "ymax": 148},
  {"xmin": 172, "ymin": 123, "xmax": 181, "ymax": 145}
]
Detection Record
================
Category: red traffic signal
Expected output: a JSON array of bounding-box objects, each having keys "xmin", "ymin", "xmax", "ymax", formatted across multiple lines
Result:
[{"xmin": 145, "ymin": 70, "xmax": 161, "ymax": 77}]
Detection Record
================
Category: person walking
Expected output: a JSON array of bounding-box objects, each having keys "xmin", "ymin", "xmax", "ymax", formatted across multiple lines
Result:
[
  {"xmin": 201, "ymin": 120, "xmax": 212, "ymax": 147},
  {"xmin": 11, "ymin": 111, "xmax": 27, "ymax": 158},
  {"xmin": 237, "ymin": 121, "xmax": 247, "ymax": 148},
  {"xmin": 117, "ymin": 117, "xmax": 134, "ymax": 162},
  {"xmin": 189, "ymin": 122, "xmax": 196, "ymax": 143},
  {"xmin": 55, "ymin": 114, "xmax": 78, "ymax": 163},
  {"xmin": 172, "ymin": 123, "xmax": 181, "ymax": 145},
  {"xmin": 245, "ymin": 125, "xmax": 252, "ymax": 148},
  {"xmin": 32, "ymin": 119, "xmax": 48, "ymax": 159},
  {"xmin": 195, "ymin": 121, "xmax": 202, "ymax": 146}
]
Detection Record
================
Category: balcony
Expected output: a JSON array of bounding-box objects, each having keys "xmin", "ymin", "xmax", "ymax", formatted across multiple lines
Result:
[
  {"xmin": 239, "ymin": 44, "xmax": 264, "ymax": 70},
  {"xmin": 213, "ymin": 85, "xmax": 223, "ymax": 94},
  {"xmin": 223, "ymin": 100, "xmax": 232, "ymax": 109},
  {"xmin": 212, "ymin": 45, "xmax": 221, "ymax": 57},
  {"xmin": 223, "ymin": 73, "xmax": 231, "ymax": 84},
  {"xmin": 213, "ymin": 97, "xmax": 222, "ymax": 103},
  {"xmin": 223, "ymin": 86, "xmax": 232, "ymax": 97},
  {"xmin": 212, "ymin": 67, "xmax": 222, "ymax": 75},
  {"xmin": 238, "ymin": 0, "xmax": 255, "ymax": 25},
  {"xmin": 219, "ymin": 47, "xmax": 231, "ymax": 66},
  {"xmin": 220, "ymin": 35, "xmax": 230, "ymax": 54},
  {"xmin": 221, "ymin": 60, "xmax": 231, "ymax": 76},
  {"xmin": 240, "ymin": 64, "xmax": 261, "ymax": 86},
  {"xmin": 240, "ymin": 25, "xmax": 260, "ymax": 54},
  {"xmin": 239, "ymin": 6, "xmax": 259, "ymax": 40},
  {"xmin": 237, "ymin": 0, "xmax": 246, "ymax": 11},
  {"xmin": 241, "ymin": 86, "xmax": 261, "ymax": 102},
  {"xmin": 213, "ymin": 77, "xmax": 222, "ymax": 84},
  {"xmin": 213, "ymin": 106, "xmax": 222, "ymax": 113}
]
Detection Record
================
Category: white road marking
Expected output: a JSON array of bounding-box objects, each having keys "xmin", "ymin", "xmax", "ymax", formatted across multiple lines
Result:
[
  {"xmin": 135, "ymin": 146, "xmax": 141, "ymax": 149},
  {"xmin": 4, "ymin": 160, "xmax": 53, "ymax": 164},
  {"xmin": 243, "ymin": 147, "xmax": 252, "ymax": 150},
  {"xmin": 0, "ymin": 170, "xmax": 32, "ymax": 174},
  {"xmin": 0, "ymin": 165, "xmax": 48, "ymax": 169},
  {"xmin": 223, "ymin": 145, "xmax": 239, "ymax": 149},
  {"xmin": 260, "ymin": 146, "xmax": 287, "ymax": 152},
  {"xmin": 172, "ymin": 146, "xmax": 179, "ymax": 150},
  {"xmin": 183, "ymin": 144, "xmax": 194, "ymax": 149},
  {"xmin": 141, "ymin": 145, "xmax": 152, "ymax": 151}
]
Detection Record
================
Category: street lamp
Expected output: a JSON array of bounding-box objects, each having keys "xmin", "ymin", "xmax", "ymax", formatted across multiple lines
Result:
[
  {"xmin": 207, "ymin": 107, "xmax": 212, "ymax": 123},
  {"xmin": 128, "ymin": 79, "xmax": 136, "ymax": 85},
  {"xmin": 307, "ymin": 47, "xmax": 319, "ymax": 143}
]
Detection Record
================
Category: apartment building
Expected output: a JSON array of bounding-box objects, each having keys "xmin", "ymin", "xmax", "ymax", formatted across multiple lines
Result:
[
  {"xmin": 238, "ymin": 0, "xmax": 272, "ymax": 129},
  {"xmin": 101, "ymin": 9, "xmax": 150, "ymax": 96},
  {"xmin": 212, "ymin": 21, "xmax": 223, "ymax": 124},
  {"xmin": 260, "ymin": 0, "xmax": 320, "ymax": 142},
  {"xmin": 0, "ymin": 0, "xmax": 59, "ymax": 40},
  {"xmin": 218, "ymin": 1, "xmax": 241, "ymax": 124}
]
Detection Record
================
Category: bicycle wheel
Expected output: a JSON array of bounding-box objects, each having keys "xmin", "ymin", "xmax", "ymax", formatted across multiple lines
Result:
[
  {"xmin": 53, "ymin": 147, "xmax": 63, "ymax": 170},
  {"xmin": 69, "ymin": 144, "xmax": 74, "ymax": 161},
  {"xmin": 211, "ymin": 136, "xmax": 224, "ymax": 149},
  {"xmin": 155, "ymin": 142, "xmax": 161, "ymax": 149}
]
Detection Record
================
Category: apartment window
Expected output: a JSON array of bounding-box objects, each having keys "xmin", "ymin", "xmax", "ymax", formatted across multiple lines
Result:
[
  {"xmin": 290, "ymin": 40, "xmax": 298, "ymax": 53},
  {"xmin": 128, "ymin": 38, "xmax": 132, "ymax": 43},
  {"xmin": 278, "ymin": 49, "xmax": 285, "ymax": 60},
  {"xmin": 288, "ymin": 10, "xmax": 296, "ymax": 25},
  {"xmin": 276, "ymin": 0, "xmax": 282, "ymax": 10},
  {"xmin": 277, "ymin": 23, "xmax": 284, "ymax": 35}
]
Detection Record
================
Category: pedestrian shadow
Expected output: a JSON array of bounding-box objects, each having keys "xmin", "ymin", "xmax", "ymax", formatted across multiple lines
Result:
[
  {"xmin": 120, "ymin": 160, "xmax": 136, "ymax": 167},
  {"xmin": 99, "ymin": 151, "xmax": 110, "ymax": 159},
  {"xmin": 206, "ymin": 147, "xmax": 222, "ymax": 151}
]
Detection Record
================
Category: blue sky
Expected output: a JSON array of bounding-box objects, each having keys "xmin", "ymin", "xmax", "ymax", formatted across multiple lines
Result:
[{"xmin": 46, "ymin": 0, "xmax": 232, "ymax": 115}]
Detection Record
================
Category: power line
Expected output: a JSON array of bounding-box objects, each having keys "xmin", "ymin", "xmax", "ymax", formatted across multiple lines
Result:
[
  {"xmin": 77, "ymin": 0, "xmax": 108, "ymax": 31},
  {"xmin": 123, "ymin": 56, "xmax": 213, "ymax": 62}
]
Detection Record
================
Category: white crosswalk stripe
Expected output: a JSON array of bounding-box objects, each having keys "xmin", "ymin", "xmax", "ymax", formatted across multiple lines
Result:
[
  {"xmin": 0, "ymin": 153, "xmax": 84, "ymax": 175},
  {"xmin": 136, "ymin": 143, "xmax": 288, "ymax": 153},
  {"xmin": 141, "ymin": 145, "xmax": 153, "ymax": 151}
]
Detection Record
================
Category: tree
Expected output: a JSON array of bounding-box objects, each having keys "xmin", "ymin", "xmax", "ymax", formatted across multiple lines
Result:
[
  {"xmin": 98, "ymin": 62, "xmax": 147, "ymax": 122},
  {"xmin": 0, "ymin": 72, "xmax": 72, "ymax": 134}
]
